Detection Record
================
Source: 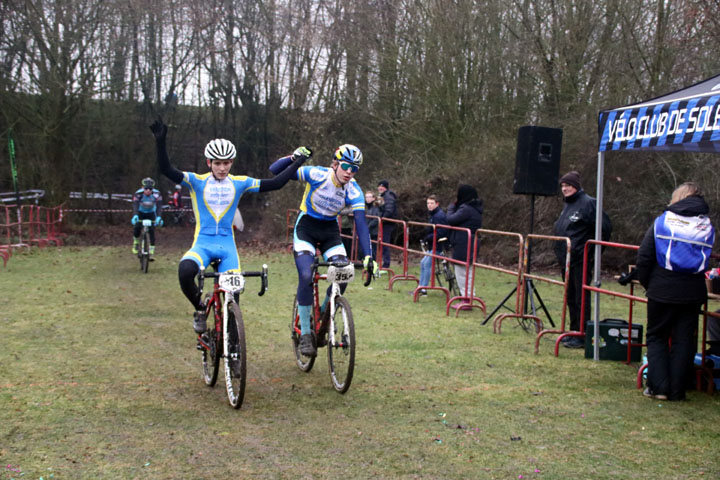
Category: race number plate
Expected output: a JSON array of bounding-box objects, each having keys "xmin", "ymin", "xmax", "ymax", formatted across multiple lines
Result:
[
  {"xmin": 142, "ymin": 219, "xmax": 153, "ymax": 227},
  {"xmin": 326, "ymin": 264, "xmax": 355, "ymax": 283},
  {"xmin": 219, "ymin": 272, "xmax": 245, "ymax": 293}
]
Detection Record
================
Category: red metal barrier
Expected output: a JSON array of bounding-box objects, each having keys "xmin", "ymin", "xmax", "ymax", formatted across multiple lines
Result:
[
  {"xmin": 0, "ymin": 203, "xmax": 64, "ymax": 267},
  {"xmin": 469, "ymin": 228, "xmax": 524, "ymax": 324},
  {"xmin": 571, "ymin": 241, "xmax": 646, "ymax": 362},
  {"xmin": 377, "ymin": 217, "xmax": 415, "ymax": 291},
  {"xmin": 405, "ymin": 220, "xmax": 452, "ymax": 306},
  {"xmin": 496, "ymin": 234, "xmax": 571, "ymax": 353}
]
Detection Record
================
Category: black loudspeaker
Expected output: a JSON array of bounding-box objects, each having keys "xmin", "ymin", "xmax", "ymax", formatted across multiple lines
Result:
[{"xmin": 512, "ymin": 126, "xmax": 563, "ymax": 196}]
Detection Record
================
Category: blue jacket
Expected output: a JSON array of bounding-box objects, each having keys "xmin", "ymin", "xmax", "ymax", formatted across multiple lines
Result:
[
  {"xmin": 423, "ymin": 206, "xmax": 448, "ymax": 250},
  {"xmin": 446, "ymin": 199, "xmax": 483, "ymax": 262}
]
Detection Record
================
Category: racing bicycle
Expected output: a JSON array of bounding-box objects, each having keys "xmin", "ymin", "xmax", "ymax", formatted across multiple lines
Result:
[
  {"xmin": 196, "ymin": 260, "xmax": 268, "ymax": 409},
  {"xmin": 420, "ymin": 238, "xmax": 460, "ymax": 297},
  {"xmin": 290, "ymin": 258, "xmax": 372, "ymax": 394},
  {"xmin": 137, "ymin": 219, "xmax": 154, "ymax": 273}
]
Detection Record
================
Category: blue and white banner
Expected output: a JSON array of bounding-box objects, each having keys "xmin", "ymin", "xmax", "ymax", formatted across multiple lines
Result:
[{"xmin": 598, "ymin": 74, "xmax": 720, "ymax": 153}]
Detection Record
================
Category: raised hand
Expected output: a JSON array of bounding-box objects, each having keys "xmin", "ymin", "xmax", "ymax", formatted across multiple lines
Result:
[
  {"xmin": 292, "ymin": 146, "xmax": 312, "ymax": 162},
  {"xmin": 149, "ymin": 116, "xmax": 167, "ymax": 141}
]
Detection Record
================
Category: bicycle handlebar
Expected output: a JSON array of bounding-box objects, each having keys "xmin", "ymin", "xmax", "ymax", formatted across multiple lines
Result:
[
  {"xmin": 313, "ymin": 259, "xmax": 373, "ymax": 287},
  {"xmin": 198, "ymin": 263, "xmax": 269, "ymax": 296}
]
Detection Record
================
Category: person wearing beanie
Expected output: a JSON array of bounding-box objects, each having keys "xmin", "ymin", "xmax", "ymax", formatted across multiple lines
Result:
[
  {"xmin": 446, "ymin": 184, "xmax": 484, "ymax": 301},
  {"xmin": 377, "ymin": 180, "xmax": 398, "ymax": 268},
  {"xmin": 553, "ymin": 170, "xmax": 612, "ymax": 348}
]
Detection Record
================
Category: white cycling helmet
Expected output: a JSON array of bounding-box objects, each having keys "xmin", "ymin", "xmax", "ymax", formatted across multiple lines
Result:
[{"xmin": 204, "ymin": 138, "xmax": 236, "ymax": 160}]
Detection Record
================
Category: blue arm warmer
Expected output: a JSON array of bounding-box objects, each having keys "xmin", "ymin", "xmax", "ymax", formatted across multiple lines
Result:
[
  {"xmin": 269, "ymin": 155, "xmax": 293, "ymax": 175},
  {"xmin": 352, "ymin": 210, "xmax": 372, "ymax": 258}
]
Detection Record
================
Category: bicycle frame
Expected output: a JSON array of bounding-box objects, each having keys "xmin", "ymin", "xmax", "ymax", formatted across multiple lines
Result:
[{"xmin": 197, "ymin": 264, "xmax": 268, "ymax": 350}]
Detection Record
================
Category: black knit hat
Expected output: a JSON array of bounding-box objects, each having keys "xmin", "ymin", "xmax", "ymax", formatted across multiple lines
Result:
[
  {"xmin": 559, "ymin": 171, "xmax": 581, "ymax": 190},
  {"xmin": 378, "ymin": 180, "xmax": 389, "ymax": 189},
  {"xmin": 456, "ymin": 184, "xmax": 478, "ymax": 206}
]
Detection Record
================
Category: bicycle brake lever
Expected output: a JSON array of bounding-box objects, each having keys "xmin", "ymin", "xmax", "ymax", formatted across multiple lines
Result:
[{"xmin": 258, "ymin": 264, "xmax": 268, "ymax": 296}]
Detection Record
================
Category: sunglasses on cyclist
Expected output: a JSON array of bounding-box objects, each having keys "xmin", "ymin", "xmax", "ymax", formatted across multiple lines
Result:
[{"xmin": 339, "ymin": 162, "xmax": 359, "ymax": 173}]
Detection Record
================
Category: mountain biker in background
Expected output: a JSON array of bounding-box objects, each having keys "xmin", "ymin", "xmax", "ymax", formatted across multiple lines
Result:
[
  {"xmin": 269, "ymin": 144, "xmax": 379, "ymax": 357},
  {"xmin": 131, "ymin": 177, "xmax": 163, "ymax": 258},
  {"xmin": 150, "ymin": 117, "xmax": 311, "ymax": 334}
]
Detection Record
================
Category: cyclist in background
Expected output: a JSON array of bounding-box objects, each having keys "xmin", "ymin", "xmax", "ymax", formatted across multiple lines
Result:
[
  {"xmin": 150, "ymin": 117, "xmax": 311, "ymax": 334},
  {"xmin": 170, "ymin": 184, "xmax": 183, "ymax": 208},
  {"xmin": 270, "ymin": 144, "xmax": 378, "ymax": 357},
  {"xmin": 131, "ymin": 177, "xmax": 163, "ymax": 258}
]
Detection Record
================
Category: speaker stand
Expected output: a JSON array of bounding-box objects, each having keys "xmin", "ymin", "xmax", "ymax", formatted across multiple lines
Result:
[{"xmin": 483, "ymin": 195, "xmax": 555, "ymax": 328}]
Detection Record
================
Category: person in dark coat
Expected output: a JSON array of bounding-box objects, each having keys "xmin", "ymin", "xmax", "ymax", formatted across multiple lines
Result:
[
  {"xmin": 553, "ymin": 171, "xmax": 612, "ymax": 348},
  {"xmin": 446, "ymin": 184, "xmax": 483, "ymax": 298},
  {"xmin": 636, "ymin": 182, "xmax": 715, "ymax": 401},
  {"xmin": 418, "ymin": 194, "xmax": 448, "ymax": 293},
  {"xmin": 377, "ymin": 180, "xmax": 398, "ymax": 268},
  {"xmin": 365, "ymin": 190, "xmax": 383, "ymax": 260}
]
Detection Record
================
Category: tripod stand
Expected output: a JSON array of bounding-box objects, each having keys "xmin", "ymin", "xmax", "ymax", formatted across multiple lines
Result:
[{"xmin": 483, "ymin": 194, "xmax": 555, "ymax": 331}]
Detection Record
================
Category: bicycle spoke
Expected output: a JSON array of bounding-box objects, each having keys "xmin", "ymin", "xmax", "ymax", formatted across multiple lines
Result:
[
  {"xmin": 200, "ymin": 299, "xmax": 220, "ymax": 386},
  {"xmin": 327, "ymin": 296, "xmax": 355, "ymax": 393},
  {"xmin": 224, "ymin": 300, "xmax": 246, "ymax": 409}
]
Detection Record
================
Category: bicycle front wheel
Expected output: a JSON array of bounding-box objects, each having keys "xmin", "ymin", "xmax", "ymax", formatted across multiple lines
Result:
[
  {"xmin": 327, "ymin": 296, "xmax": 355, "ymax": 394},
  {"xmin": 140, "ymin": 231, "xmax": 150, "ymax": 273},
  {"xmin": 201, "ymin": 298, "xmax": 220, "ymax": 386},
  {"xmin": 291, "ymin": 297, "xmax": 315, "ymax": 372},
  {"xmin": 224, "ymin": 300, "xmax": 246, "ymax": 409}
]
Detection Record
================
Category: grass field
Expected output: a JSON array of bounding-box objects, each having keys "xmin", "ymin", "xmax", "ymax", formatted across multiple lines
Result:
[{"xmin": 1, "ymin": 246, "xmax": 719, "ymax": 479}]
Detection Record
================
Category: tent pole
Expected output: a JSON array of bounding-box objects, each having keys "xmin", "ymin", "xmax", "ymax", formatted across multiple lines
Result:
[{"xmin": 593, "ymin": 151, "xmax": 605, "ymax": 361}]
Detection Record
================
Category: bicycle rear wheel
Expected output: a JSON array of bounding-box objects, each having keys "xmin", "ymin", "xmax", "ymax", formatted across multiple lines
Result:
[
  {"xmin": 224, "ymin": 299, "xmax": 246, "ymax": 409},
  {"xmin": 291, "ymin": 296, "xmax": 315, "ymax": 372},
  {"xmin": 434, "ymin": 258, "xmax": 444, "ymax": 288},
  {"xmin": 201, "ymin": 298, "xmax": 220, "ymax": 386},
  {"xmin": 327, "ymin": 296, "xmax": 355, "ymax": 394}
]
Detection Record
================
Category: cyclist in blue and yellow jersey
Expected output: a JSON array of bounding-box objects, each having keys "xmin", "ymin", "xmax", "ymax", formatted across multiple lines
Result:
[
  {"xmin": 150, "ymin": 117, "xmax": 311, "ymax": 334},
  {"xmin": 270, "ymin": 144, "xmax": 379, "ymax": 357},
  {"xmin": 131, "ymin": 177, "xmax": 163, "ymax": 257}
]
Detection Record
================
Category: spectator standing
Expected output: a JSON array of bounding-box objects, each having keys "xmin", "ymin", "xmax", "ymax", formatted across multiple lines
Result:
[
  {"xmin": 446, "ymin": 185, "xmax": 483, "ymax": 299},
  {"xmin": 418, "ymin": 194, "xmax": 448, "ymax": 295},
  {"xmin": 365, "ymin": 190, "xmax": 383, "ymax": 261},
  {"xmin": 636, "ymin": 182, "xmax": 715, "ymax": 401},
  {"xmin": 377, "ymin": 180, "xmax": 398, "ymax": 268},
  {"xmin": 553, "ymin": 171, "xmax": 612, "ymax": 348}
]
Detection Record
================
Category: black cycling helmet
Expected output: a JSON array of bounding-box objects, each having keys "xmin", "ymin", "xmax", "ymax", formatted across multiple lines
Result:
[{"xmin": 142, "ymin": 177, "xmax": 155, "ymax": 189}]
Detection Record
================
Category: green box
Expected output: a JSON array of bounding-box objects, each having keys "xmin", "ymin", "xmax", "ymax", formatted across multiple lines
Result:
[{"xmin": 584, "ymin": 319, "xmax": 643, "ymax": 362}]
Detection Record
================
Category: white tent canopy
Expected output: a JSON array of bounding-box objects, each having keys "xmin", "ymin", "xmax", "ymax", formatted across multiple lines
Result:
[{"xmin": 590, "ymin": 73, "xmax": 720, "ymax": 359}]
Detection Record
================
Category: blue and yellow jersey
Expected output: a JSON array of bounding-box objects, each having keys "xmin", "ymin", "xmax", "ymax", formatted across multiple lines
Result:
[
  {"xmin": 181, "ymin": 172, "xmax": 260, "ymax": 237},
  {"xmin": 295, "ymin": 166, "xmax": 364, "ymax": 221}
]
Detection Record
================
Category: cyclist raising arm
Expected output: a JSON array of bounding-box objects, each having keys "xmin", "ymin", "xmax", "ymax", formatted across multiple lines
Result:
[
  {"xmin": 270, "ymin": 144, "xmax": 378, "ymax": 357},
  {"xmin": 150, "ymin": 117, "xmax": 310, "ymax": 334}
]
